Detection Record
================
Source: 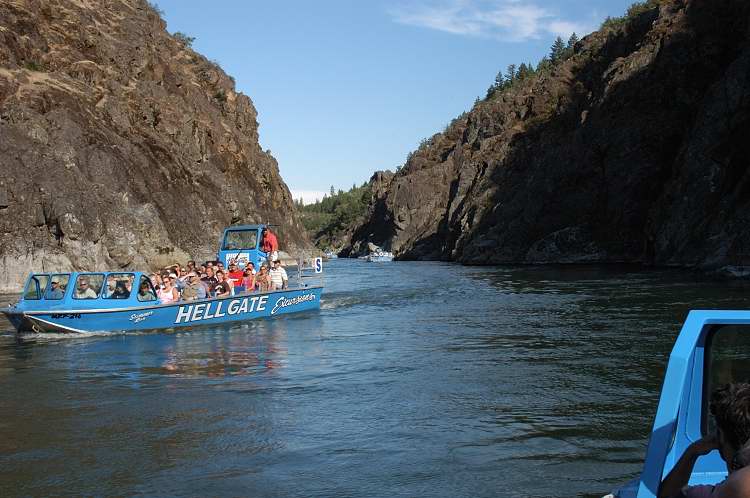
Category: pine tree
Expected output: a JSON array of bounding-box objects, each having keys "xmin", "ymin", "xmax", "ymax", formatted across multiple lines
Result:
[
  {"xmin": 567, "ymin": 32, "xmax": 579, "ymax": 50},
  {"xmin": 506, "ymin": 64, "xmax": 517, "ymax": 84},
  {"xmin": 494, "ymin": 71, "xmax": 505, "ymax": 89},
  {"xmin": 330, "ymin": 185, "xmax": 335, "ymax": 197},
  {"xmin": 550, "ymin": 36, "xmax": 566, "ymax": 63},
  {"xmin": 537, "ymin": 56, "xmax": 552, "ymax": 73},
  {"xmin": 517, "ymin": 63, "xmax": 529, "ymax": 80}
]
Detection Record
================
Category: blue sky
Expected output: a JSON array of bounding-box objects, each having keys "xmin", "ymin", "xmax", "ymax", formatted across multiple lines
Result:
[{"xmin": 155, "ymin": 0, "xmax": 636, "ymax": 203}]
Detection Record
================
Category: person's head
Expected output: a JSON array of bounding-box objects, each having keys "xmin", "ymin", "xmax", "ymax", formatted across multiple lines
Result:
[
  {"xmin": 200, "ymin": 264, "xmax": 206, "ymax": 273},
  {"xmin": 140, "ymin": 281, "xmax": 151, "ymax": 293},
  {"xmin": 273, "ymin": 260, "xmax": 281, "ymax": 268},
  {"xmin": 78, "ymin": 278, "xmax": 89, "ymax": 289},
  {"xmin": 217, "ymin": 262, "xmax": 225, "ymax": 270},
  {"xmin": 243, "ymin": 268, "xmax": 252, "ymax": 276},
  {"xmin": 710, "ymin": 383, "xmax": 750, "ymax": 470},
  {"xmin": 187, "ymin": 260, "xmax": 196, "ymax": 269},
  {"xmin": 216, "ymin": 270, "xmax": 225, "ymax": 281},
  {"xmin": 188, "ymin": 271, "xmax": 199, "ymax": 282},
  {"xmin": 229, "ymin": 263, "xmax": 237, "ymax": 272},
  {"xmin": 50, "ymin": 281, "xmax": 59, "ymax": 289},
  {"xmin": 248, "ymin": 262, "xmax": 255, "ymax": 270},
  {"xmin": 206, "ymin": 267, "xmax": 214, "ymax": 277}
]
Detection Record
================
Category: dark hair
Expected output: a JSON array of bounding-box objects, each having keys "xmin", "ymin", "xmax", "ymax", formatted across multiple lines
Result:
[{"xmin": 711, "ymin": 383, "xmax": 750, "ymax": 451}]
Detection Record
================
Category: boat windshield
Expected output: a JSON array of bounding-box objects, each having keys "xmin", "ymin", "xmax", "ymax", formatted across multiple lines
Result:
[
  {"xmin": 44, "ymin": 274, "xmax": 71, "ymax": 300},
  {"xmin": 23, "ymin": 274, "xmax": 50, "ymax": 300},
  {"xmin": 222, "ymin": 230, "xmax": 258, "ymax": 250},
  {"xmin": 703, "ymin": 325, "xmax": 750, "ymax": 434}
]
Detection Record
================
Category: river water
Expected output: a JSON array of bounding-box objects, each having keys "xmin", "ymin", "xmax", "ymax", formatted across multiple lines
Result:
[{"xmin": 0, "ymin": 260, "xmax": 747, "ymax": 497}]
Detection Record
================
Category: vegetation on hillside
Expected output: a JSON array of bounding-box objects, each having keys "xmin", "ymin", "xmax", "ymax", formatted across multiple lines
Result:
[{"xmin": 298, "ymin": 183, "xmax": 372, "ymax": 250}]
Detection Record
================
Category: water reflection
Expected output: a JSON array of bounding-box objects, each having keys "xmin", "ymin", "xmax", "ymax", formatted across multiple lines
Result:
[{"xmin": 154, "ymin": 321, "xmax": 289, "ymax": 378}]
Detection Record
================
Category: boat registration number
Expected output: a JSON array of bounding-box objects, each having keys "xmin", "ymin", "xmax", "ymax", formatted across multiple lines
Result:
[{"xmin": 50, "ymin": 313, "xmax": 82, "ymax": 319}]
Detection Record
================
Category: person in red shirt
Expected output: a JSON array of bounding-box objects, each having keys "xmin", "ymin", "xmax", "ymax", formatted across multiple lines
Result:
[
  {"xmin": 261, "ymin": 227, "xmax": 279, "ymax": 262},
  {"xmin": 227, "ymin": 262, "xmax": 245, "ymax": 292}
]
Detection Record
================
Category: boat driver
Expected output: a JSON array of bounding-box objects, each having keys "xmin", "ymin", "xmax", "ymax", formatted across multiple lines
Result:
[
  {"xmin": 659, "ymin": 382, "xmax": 750, "ymax": 498},
  {"xmin": 46, "ymin": 280, "xmax": 65, "ymax": 299}
]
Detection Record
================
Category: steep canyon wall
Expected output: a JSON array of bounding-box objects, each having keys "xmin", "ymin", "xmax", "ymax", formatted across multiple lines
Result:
[{"xmin": 0, "ymin": 0, "xmax": 309, "ymax": 291}]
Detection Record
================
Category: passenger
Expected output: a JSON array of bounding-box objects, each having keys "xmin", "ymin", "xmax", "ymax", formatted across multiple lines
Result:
[
  {"xmin": 246, "ymin": 262, "xmax": 257, "ymax": 275},
  {"xmin": 138, "ymin": 281, "xmax": 157, "ymax": 301},
  {"xmin": 213, "ymin": 271, "xmax": 232, "ymax": 298},
  {"xmin": 269, "ymin": 260, "xmax": 288, "ymax": 290},
  {"xmin": 150, "ymin": 273, "xmax": 161, "ymax": 289},
  {"xmin": 261, "ymin": 227, "xmax": 279, "ymax": 262},
  {"xmin": 255, "ymin": 265, "xmax": 271, "ymax": 292},
  {"xmin": 103, "ymin": 275, "xmax": 117, "ymax": 298},
  {"xmin": 169, "ymin": 272, "xmax": 185, "ymax": 292},
  {"xmin": 659, "ymin": 382, "xmax": 750, "ymax": 498},
  {"xmin": 187, "ymin": 260, "xmax": 196, "ymax": 272},
  {"xmin": 201, "ymin": 266, "xmax": 218, "ymax": 296},
  {"xmin": 46, "ymin": 280, "xmax": 65, "ymax": 299},
  {"xmin": 242, "ymin": 267, "xmax": 256, "ymax": 293},
  {"xmin": 74, "ymin": 277, "xmax": 98, "ymax": 299},
  {"xmin": 125, "ymin": 274, "xmax": 134, "ymax": 292},
  {"xmin": 199, "ymin": 264, "xmax": 207, "ymax": 275},
  {"xmin": 181, "ymin": 272, "xmax": 206, "ymax": 301},
  {"xmin": 111, "ymin": 282, "xmax": 130, "ymax": 299},
  {"xmin": 227, "ymin": 263, "xmax": 244, "ymax": 290},
  {"xmin": 157, "ymin": 276, "xmax": 179, "ymax": 304}
]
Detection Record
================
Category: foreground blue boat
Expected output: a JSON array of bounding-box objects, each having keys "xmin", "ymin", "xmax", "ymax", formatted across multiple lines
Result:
[
  {"xmin": 2, "ymin": 271, "xmax": 322, "ymax": 334},
  {"xmin": 607, "ymin": 310, "xmax": 750, "ymax": 498}
]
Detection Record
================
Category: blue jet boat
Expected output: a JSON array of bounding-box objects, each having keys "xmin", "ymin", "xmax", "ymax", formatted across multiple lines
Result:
[
  {"xmin": 607, "ymin": 310, "xmax": 750, "ymax": 498},
  {"xmin": 2, "ymin": 225, "xmax": 323, "ymax": 334}
]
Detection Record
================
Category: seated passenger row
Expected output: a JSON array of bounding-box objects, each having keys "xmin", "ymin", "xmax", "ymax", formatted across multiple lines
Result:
[{"xmin": 24, "ymin": 258, "xmax": 289, "ymax": 305}]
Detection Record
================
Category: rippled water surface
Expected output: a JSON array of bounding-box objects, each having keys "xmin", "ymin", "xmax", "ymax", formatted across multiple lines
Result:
[{"xmin": 1, "ymin": 261, "xmax": 748, "ymax": 497}]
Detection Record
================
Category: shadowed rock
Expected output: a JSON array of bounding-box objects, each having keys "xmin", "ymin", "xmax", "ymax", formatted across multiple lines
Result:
[{"xmin": 347, "ymin": 0, "xmax": 750, "ymax": 275}]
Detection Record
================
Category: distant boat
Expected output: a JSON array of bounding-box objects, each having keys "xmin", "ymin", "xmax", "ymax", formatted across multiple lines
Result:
[
  {"xmin": 324, "ymin": 250, "xmax": 338, "ymax": 259},
  {"xmin": 3, "ymin": 225, "xmax": 324, "ymax": 334},
  {"xmin": 366, "ymin": 251, "xmax": 393, "ymax": 262},
  {"xmin": 605, "ymin": 310, "xmax": 750, "ymax": 498}
]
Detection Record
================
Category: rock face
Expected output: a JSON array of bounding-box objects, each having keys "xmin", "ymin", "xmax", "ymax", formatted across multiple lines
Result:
[
  {"xmin": 0, "ymin": 0, "xmax": 309, "ymax": 291},
  {"xmin": 347, "ymin": 0, "xmax": 750, "ymax": 274}
]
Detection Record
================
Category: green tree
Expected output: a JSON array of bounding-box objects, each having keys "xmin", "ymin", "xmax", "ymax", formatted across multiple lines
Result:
[
  {"xmin": 517, "ymin": 63, "xmax": 530, "ymax": 80},
  {"xmin": 173, "ymin": 32, "xmax": 195, "ymax": 48},
  {"xmin": 506, "ymin": 64, "xmax": 517, "ymax": 83},
  {"xmin": 330, "ymin": 185, "xmax": 335, "ymax": 197},
  {"xmin": 567, "ymin": 32, "xmax": 579, "ymax": 50},
  {"xmin": 550, "ymin": 36, "xmax": 566, "ymax": 63}
]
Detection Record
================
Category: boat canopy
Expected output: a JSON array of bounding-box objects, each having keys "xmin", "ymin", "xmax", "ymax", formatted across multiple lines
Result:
[{"xmin": 16, "ymin": 271, "xmax": 157, "ymax": 312}]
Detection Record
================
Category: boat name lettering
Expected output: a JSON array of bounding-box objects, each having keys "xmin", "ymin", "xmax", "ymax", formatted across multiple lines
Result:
[
  {"xmin": 50, "ymin": 313, "xmax": 81, "ymax": 319},
  {"xmin": 174, "ymin": 295, "xmax": 268, "ymax": 324},
  {"xmin": 129, "ymin": 311, "xmax": 153, "ymax": 323},
  {"xmin": 271, "ymin": 293, "xmax": 317, "ymax": 315}
]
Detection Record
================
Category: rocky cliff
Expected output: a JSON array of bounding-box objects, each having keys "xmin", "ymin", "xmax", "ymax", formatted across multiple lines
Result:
[
  {"xmin": 0, "ymin": 0, "xmax": 309, "ymax": 291},
  {"xmin": 346, "ymin": 0, "xmax": 750, "ymax": 275}
]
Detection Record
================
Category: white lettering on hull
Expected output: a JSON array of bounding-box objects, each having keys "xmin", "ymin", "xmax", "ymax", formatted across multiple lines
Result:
[{"xmin": 173, "ymin": 293, "xmax": 310, "ymax": 324}]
